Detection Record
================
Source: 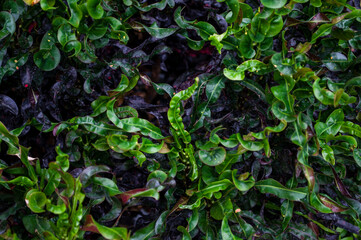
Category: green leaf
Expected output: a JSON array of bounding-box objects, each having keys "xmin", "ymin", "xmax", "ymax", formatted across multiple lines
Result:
[
  {"xmin": 147, "ymin": 170, "xmax": 167, "ymax": 183},
  {"xmin": 79, "ymin": 165, "xmax": 111, "ymax": 186},
  {"xmin": 22, "ymin": 215, "xmax": 52, "ymax": 235},
  {"xmin": 266, "ymin": 15, "xmax": 283, "ymax": 37},
  {"xmin": 221, "ymin": 213, "xmax": 241, "ymax": 240},
  {"xmin": 309, "ymin": 191, "xmax": 332, "ymax": 213},
  {"xmin": 168, "ymin": 79, "xmax": 198, "ymax": 143},
  {"xmin": 224, "ymin": 60, "xmax": 270, "ymax": 81},
  {"xmin": 118, "ymin": 188, "xmax": 159, "ymax": 204},
  {"xmin": 271, "ymin": 53, "xmax": 295, "ymax": 76},
  {"xmin": 92, "ymin": 177, "xmax": 122, "ymax": 196},
  {"xmin": 87, "ymin": 0, "xmax": 104, "ymax": 19},
  {"xmin": 255, "ymin": 179, "xmax": 307, "ymax": 201},
  {"xmin": 114, "ymin": 106, "xmax": 139, "ymax": 118},
  {"xmin": 310, "ymin": 0, "xmax": 322, "ymax": 7},
  {"xmin": 232, "ymin": 170, "xmax": 255, "ymax": 192},
  {"xmin": 261, "ymin": 0, "xmax": 287, "ymax": 9},
  {"xmin": 177, "ymin": 226, "xmax": 191, "ymax": 240},
  {"xmin": 198, "ymin": 147, "xmax": 226, "ymax": 166},
  {"xmin": 239, "ymin": 34, "xmax": 255, "ymax": 59},
  {"xmin": 107, "ymin": 134, "xmax": 139, "ymax": 153},
  {"xmin": 33, "ymin": 45, "xmax": 61, "ymax": 71},
  {"xmin": 83, "ymin": 215, "xmax": 129, "ymax": 240},
  {"xmin": 142, "ymin": 22, "xmax": 177, "ymax": 39},
  {"xmin": 236, "ymin": 134, "xmax": 264, "ymax": 151},
  {"xmin": 0, "ymin": 11, "xmax": 15, "ymax": 41},
  {"xmin": 281, "ymin": 200, "xmax": 294, "ymax": 230},
  {"xmin": 68, "ymin": 0, "xmax": 83, "ymax": 27},
  {"xmin": 315, "ymin": 109, "xmax": 344, "ymax": 139},
  {"xmin": 209, "ymin": 30, "xmax": 228, "ymax": 54},
  {"xmin": 291, "ymin": 122, "xmax": 306, "ymax": 146},
  {"xmin": 271, "ymin": 76, "xmax": 296, "ymax": 122},
  {"xmin": 310, "ymin": 24, "xmax": 334, "ymax": 44},
  {"xmin": 57, "ymin": 23, "xmax": 76, "ymax": 47},
  {"xmin": 25, "ymin": 189, "xmax": 48, "ymax": 213},
  {"xmin": 91, "ymin": 96, "xmax": 111, "ymax": 117},
  {"xmin": 341, "ymin": 121, "xmax": 361, "ymax": 138},
  {"xmin": 40, "ymin": 0, "xmax": 55, "ymax": 11},
  {"xmin": 224, "ymin": 0, "xmax": 240, "ymax": 23},
  {"xmin": 193, "ymin": 21, "xmax": 218, "ymax": 40},
  {"xmin": 0, "ymin": 176, "xmax": 34, "ymax": 188},
  {"xmin": 353, "ymin": 149, "xmax": 361, "ymax": 167},
  {"xmin": 130, "ymin": 221, "xmax": 156, "ymax": 240},
  {"xmin": 140, "ymin": 138, "xmax": 164, "ymax": 154},
  {"xmin": 55, "ymin": 146, "xmax": 69, "ymax": 172},
  {"xmin": 201, "ymin": 179, "xmax": 233, "ymax": 198},
  {"xmin": 135, "ymin": 0, "xmax": 167, "ymax": 11},
  {"xmin": 107, "ymin": 99, "xmax": 164, "ymax": 140}
]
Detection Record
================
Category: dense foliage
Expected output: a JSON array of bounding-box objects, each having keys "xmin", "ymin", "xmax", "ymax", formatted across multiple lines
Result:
[{"xmin": 1, "ymin": 0, "xmax": 361, "ymax": 239}]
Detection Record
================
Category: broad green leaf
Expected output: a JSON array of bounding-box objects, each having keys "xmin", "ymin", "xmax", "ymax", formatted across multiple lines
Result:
[
  {"xmin": 232, "ymin": 170, "xmax": 255, "ymax": 192},
  {"xmin": 236, "ymin": 134, "xmax": 264, "ymax": 151},
  {"xmin": 255, "ymin": 179, "xmax": 307, "ymax": 201},
  {"xmin": 118, "ymin": 188, "xmax": 159, "ymax": 204},
  {"xmin": 130, "ymin": 221, "xmax": 156, "ymax": 240},
  {"xmin": 177, "ymin": 226, "xmax": 191, "ymax": 240},
  {"xmin": 201, "ymin": 179, "xmax": 233, "ymax": 198},
  {"xmin": 261, "ymin": 0, "xmax": 287, "ymax": 9},
  {"xmin": 87, "ymin": 0, "xmax": 104, "ymax": 19},
  {"xmin": 22, "ymin": 215, "xmax": 52, "ymax": 235},
  {"xmin": 68, "ymin": 0, "xmax": 83, "ymax": 27},
  {"xmin": 281, "ymin": 200, "xmax": 294, "ymax": 230},
  {"xmin": 140, "ymin": 138, "xmax": 164, "ymax": 154},
  {"xmin": 291, "ymin": 122, "xmax": 306, "ymax": 146},
  {"xmin": 198, "ymin": 147, "xmax": 226, "ymax": 166},
  {"xmin": 266, "ymin": 15, "xmax": 283, "ymax": 37},
  {"xmin": 341, "ymin": 121, "xmax": 361, "ymax": 138},
  {"xmin": 221, "ymin": 213, "xmax": 241, "ymax": 240},
  {"xmin": 57, "ymin": 23, "xmax": 77, "ymax": 47},
  {"xmin": 142, "ymin": 22, "xmax": 177, "ymax": 39},
  {"xmin": 46, "ymin": 202, "xmax": 66, "ymax": 214},
  {"xmin": 224, "ymin": 0, "xmax": 240, "ymax": 23},
  {"xmin": 107, "ymin": 99, "xmax": 164, "ymax": 140},
  {"xmin": 40, "ymin": 0, "xmax": 55, "ymax": 10},
  {"xmin": 353, "ymin": 149, "xmax": 361, "ymax": 167},
  {"xmin": 309, "ymin": 191, "xmax": 332, "ymax": 213},
  {"xmin": 79, "ymin": 165, "xmax": 110, "ymax": 186},
  {"xmin": 310, "ymin": 24, "xmax": 334, "ymax": 44},
  {"xmin": 0, "ymin": 12, "xmax": 15, "ymax": 41},
  {"xmin": 107, "ymin": 134, "xmax": 139, "ymax": 153},
  {"xmin": 115, "ymin": 106, "xmax": 139, "ymax": 118},
  {"xmin": 239, "ymin": 34, "xmax": 255, "ymax": 59},
  {"xmin": 83, "ymin": 215, "xmax": 129, "ymax": 240},
  {"xmin": 193, "ymin": 21, "xmax": 218, "ymax": 40},
  {"xmin": 92, "ymin": 177, "xmax": 122, "ymax": 196},
  {"xmin": 135, "ymin": 0, "xmax": 167, "ymax": 11},
  {"xmin": 0, "ymin": 176, "xmax": 34, "ymax": 188},
  {"xmin": 147, "ymin": 170, "xmax": 167, "ymax": 183},
  {"xmin": 91, "ymin": 96, "xmax": 111, "ymax": 117},
  {"xmin": 33, "ymin": 46, "xmax": 60, "ymax": 71},
  {"xmin": 271, "ymin": 53, "xmax": 295, "ymax": 76},
  {"xmin": 271, "ymin": 76, "xmax": 296, "ymax": 122},
  {"xmin": 155, "ymin": 211, "xmax": 169, "ymax": 235},
  {"xmin": 224, "ymin": 60, "xmax": 270, "ymax": 81},
  {"xmin": 25, "ymin": 189, "xmax": 48, "ymax": 213},
  {"xmin": 315, "ymin": 109, "xmax": 344, "ymax": 139}
]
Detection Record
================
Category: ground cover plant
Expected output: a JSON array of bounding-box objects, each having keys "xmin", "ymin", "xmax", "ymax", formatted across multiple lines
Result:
[{"xmin": 1, "ymin": 0, "xmax": 361, "ymax": 239}]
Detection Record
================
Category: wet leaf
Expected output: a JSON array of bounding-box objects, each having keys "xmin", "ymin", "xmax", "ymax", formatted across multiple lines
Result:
[
  {"xmin": 255, "ymin": 179, "xmax": 307, "ymax": 201},
  {"xmin": 83, "ymin": 215, "xmax": 129, "ymax": 240}
]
